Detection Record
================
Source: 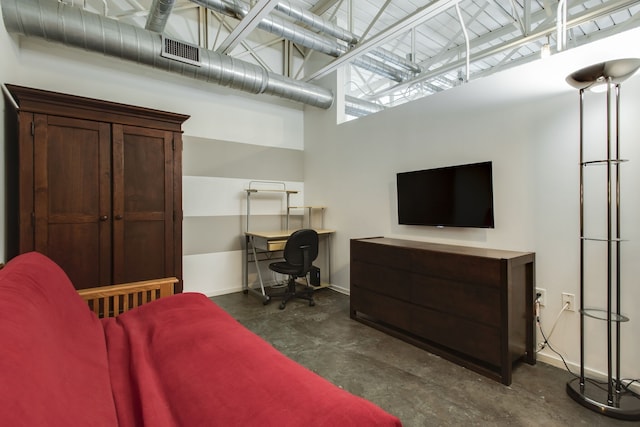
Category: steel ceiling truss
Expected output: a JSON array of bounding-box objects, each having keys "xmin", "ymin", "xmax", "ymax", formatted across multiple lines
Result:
[{"xmin": 83, "ymin": 0, "xmax": 639, "ymax": 114}]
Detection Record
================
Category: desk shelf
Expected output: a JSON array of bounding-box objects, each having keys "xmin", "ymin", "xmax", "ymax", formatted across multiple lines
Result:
[
  {"xmin": 288, "ymin": 206, "xmax": 326, "ymax": 229},
  {"xmin": 245, "ymin": 181, "xmax": 298, "ymax": 232}
]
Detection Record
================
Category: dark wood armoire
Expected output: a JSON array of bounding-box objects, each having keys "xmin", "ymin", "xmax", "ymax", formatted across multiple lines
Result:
[{"xmin": 5, "ymin": 85, "xmax": 189, "ymax": 292}]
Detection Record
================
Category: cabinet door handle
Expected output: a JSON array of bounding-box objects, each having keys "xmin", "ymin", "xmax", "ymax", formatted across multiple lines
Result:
[
  {"xmin": 99, "ymin": 215, "xmax": 109, "ymax": 221},
  {"xmin": 115, "ymin": 214, "xmax": 123, "ymax": 220}
]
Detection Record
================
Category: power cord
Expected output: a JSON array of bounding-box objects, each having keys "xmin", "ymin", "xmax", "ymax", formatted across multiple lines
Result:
[
  {"xmin": 536, "ymin": 299, "xmax": 570, "ymax": 350},
  {"xmin": 534, "ymin": 294, "xmax": 640, "ymax": 398},
  {"xmin": 535, "ymin": 297, "xmax": 576, "ymax": 377}
]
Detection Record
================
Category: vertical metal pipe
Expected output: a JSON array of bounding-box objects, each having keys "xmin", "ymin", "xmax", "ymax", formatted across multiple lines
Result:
[
  {"xmin": 579, "ymin": 88, "xmax": 585, "ymax": 386},
  {"xmin": 615, "ymin": 83, "xmax": 622, "ymax": 395},
  {"xmin": 246, "ymin": 191, "xmax": 251, "ymax": 232},
  {"xmin": 606, "ymin": 77, "xmax": 613, "ymax": 405}
]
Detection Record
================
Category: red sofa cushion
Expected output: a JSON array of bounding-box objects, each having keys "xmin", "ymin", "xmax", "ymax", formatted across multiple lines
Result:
[
  {"xmin": 103, "ymin": 293, "xmax": 401, "ymax": 427},
  {"xmin": 0, "ymin": 252, "xmax": 119, "ymax": 427}
]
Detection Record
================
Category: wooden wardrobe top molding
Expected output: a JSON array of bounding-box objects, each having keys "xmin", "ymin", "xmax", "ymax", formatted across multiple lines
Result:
[{"xmin": 5, "ymin": 84, "xmax": 190, "ymax": 132}]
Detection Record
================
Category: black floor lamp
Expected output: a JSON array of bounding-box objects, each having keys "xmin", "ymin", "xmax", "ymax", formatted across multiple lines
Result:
[{"xmin": 565, "ymin": 58, "xmax": 640, "ymax": 421}]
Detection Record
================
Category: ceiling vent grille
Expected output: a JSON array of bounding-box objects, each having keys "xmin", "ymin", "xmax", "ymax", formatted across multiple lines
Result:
[{"xmin": 161, "ymin": 36, "xmax": 201, "ymax": 66}]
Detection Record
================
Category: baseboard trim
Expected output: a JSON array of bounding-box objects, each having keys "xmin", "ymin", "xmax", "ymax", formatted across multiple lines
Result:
[
  {"xmin": 328, "ymin": 284, "xmax": 350, "ymax": 295},
  {"xmin": 536, "ymin": 352, "xmax": 640, "ymax": 394}
]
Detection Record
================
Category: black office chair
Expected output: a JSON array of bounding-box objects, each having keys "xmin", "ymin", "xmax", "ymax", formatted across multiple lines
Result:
[{"xmin": 268, "ymin": 229, "xmax": 319, "ymax": 310}]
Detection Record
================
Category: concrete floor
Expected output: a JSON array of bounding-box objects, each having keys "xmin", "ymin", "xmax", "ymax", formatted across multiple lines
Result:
[{"xmin": 212, "ymin": 288, "xmax": 632, "ymax": 426}]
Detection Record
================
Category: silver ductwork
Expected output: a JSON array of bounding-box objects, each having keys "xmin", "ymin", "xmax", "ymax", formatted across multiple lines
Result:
[
  {"xmin": 352, "ymin": 55, "xmax": 412, "ymax": 83},
  {"xmin": 146, "ymin": 0, "xmax": 177, "ymax": 33},
  {"xmin": 370, "ymin": 48, "xmax": 422, "ymax": 74},
  {"xmin": 192, "ymin": 0, "xmax": 347, "ymax": 57},
  {"xmin": 1, "ymin": 0, "xmax": 333, "ymax": 109},
  {"xmin": 191, "ymin": 0, "xmax": 414, "ymax": 82},
  {"xmin": 345, "ymin": 95, "xmax": 385, "ymax": 118},
  {"xmin": 273, "ymin": 0, "xmax": 358, "ymax": 45}
]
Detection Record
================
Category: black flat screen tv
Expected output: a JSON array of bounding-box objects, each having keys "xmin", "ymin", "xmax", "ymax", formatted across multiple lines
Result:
[{"xmin": 396, "ymin": 161, "xmax": 495, "ymax": 228}]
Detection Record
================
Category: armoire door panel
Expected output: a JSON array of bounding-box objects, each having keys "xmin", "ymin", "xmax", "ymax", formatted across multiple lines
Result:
[
  {"xmin": 33, "ymin": 115, "xmax": 112, "ymax": 289},
  {"xmin": 46, "ymin": 223, "xmax": 105, "ymax": 291},
  {"xmin": 122, "ymin": 221, "xmax": 167, "ymax": 282},
  {"xmin": 112, "ymin": 124, "xmax": 174, "ymax": 283}
]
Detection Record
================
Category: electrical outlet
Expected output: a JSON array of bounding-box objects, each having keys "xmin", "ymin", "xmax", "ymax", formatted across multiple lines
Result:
[
  {"xmin": 536, "ymin": 288, "xmax": 546, "ymax": 306},
  {"xmin": 562, "ymin": 292, "xmax": 575, "ymax": 311}
]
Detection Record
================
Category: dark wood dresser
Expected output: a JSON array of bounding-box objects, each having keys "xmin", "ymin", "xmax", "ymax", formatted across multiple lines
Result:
[{"xmin": 350, "ymin": 237, "xmax": 536, "ymax": 385}]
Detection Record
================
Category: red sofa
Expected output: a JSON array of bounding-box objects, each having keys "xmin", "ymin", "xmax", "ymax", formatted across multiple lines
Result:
[{"xmin": 0, "ymin": 252, "xmax": 401, "ymax": 426}]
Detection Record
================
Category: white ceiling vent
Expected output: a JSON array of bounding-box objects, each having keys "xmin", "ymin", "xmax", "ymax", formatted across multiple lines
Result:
[{"xmin": 161, "ymin": 36, "xmax": 201, "ymax": 66}]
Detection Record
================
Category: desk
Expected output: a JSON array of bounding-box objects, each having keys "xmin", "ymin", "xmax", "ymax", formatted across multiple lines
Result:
[{"xmin": 244, "ymin": 229, "xmax": 335, "ymax": 303}]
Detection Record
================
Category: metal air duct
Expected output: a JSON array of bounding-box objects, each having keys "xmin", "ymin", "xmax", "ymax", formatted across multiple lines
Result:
[
  {"xmin": 1, "ymin": 0, "xmax": 333, "ymax": 109},
  {"xmin": 369, "ymin": 48, "xmax": 422, "ymax": 74},
  {"xmin": 192, "ymin": 0, "xmax": 413, "ymax": 82},
  {"xmin": 146, "ymin": 0, "xmax": 177, "ymax": 33},
  {"xmin": 345, "ymin": 95, "xmax": 385, "ymax": 118},
  {"xmin": 273, "ymin": 0, "xmax": 358, "ymax": 45},
  {"xmin": 192, "ymin": 0, "xmax": 347, "ymax": 57},
  {"xmin": 352, "ymin": 55, "xmax": 412, "ymax": 83}
]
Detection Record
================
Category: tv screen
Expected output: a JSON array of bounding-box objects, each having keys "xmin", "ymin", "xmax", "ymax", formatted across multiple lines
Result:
[{"xmin": 397, "ymin": 161, "xmax": 495, "ymax": 228}]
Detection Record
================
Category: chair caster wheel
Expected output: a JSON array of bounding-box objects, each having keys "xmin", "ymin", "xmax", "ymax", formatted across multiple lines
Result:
[
  {"xmin": 279, "ymin": 302, "xmax": 286, "ymax": 310},
  {"xmin": 263, "ymin": 297, "xmax": 270, "ymax": 305},
  {"xmin": 309, "ymin": 300, "xmax": 315, "ymax": 307}
]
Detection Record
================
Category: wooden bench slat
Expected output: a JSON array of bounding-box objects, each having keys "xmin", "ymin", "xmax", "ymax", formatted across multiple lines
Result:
[{"xmin": 77, "ymin": 277, "xmax": 177, "ymax": 318}]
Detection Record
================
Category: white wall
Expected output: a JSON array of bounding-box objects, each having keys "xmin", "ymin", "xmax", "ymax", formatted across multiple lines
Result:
[
  {"xmin": 0, "ymin": 5, "xmax": 306, "ymax": 295},
  {"xmin": 304, "ymin": 29, "xmax": 640, "ymax": 383}
]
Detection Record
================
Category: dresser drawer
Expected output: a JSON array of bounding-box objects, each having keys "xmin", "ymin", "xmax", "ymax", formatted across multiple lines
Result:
[
  {"xmin": 410, "ymin": 305, "xmax": 502, "ymax": 367},
  {"xmin": 351, "ymin": 239, "xmax": 412, "ymax": 271},
  {"xmin": 351, "ymin": 286, "xmax": 412, "ymax": 331},
  {"xmin": 351, "ymin": 261, "xmax": 411, "ymax": 301},
  {"xmin": 411, "ymin": 274, "xmax": 501, "ymax": 327},
  {"xmin": 411, "ymin": 250, "xmax": 502, "ymax": 288}
]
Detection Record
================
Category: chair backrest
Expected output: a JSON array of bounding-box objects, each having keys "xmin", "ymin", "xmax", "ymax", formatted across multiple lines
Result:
[{"xmin": 283, "ymin": 229, "xmax": 319, "ymax": 273}]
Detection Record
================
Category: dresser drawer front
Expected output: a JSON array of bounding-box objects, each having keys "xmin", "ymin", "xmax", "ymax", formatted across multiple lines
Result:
[
  {"xmin": 411, "ymin": 251, "xmax": 502, "ymax": 287},
  {"xmin": 410, "ymin": 305, "xmax": 502, "ymax": 367},
  {"xmin": 351, "ymin": 261, "xmax": 411, "ymax": 301},
  {"xmin": 351, "ymin": 239, "xmax": 412, "ymax": 271},
  {"xmin": 351, "ymin": 287, "xmax": 412, "ymax": 331},
  {"xmin": 411, "ymin": 274, "xmax": 501, "ymax": 327}
]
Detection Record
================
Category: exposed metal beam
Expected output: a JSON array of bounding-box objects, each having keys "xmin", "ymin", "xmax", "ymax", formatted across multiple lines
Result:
[
  {"xmin": 198, "ymin": 6, "xmax": 209, "ymax": 48},
  {"xmin": 360, "ymin": 0, "xmax": 392, "ymax": 41},
  {"xmin": 373, "ymin": 0, "xmax": 640, "ymax": 99},
  {"xmin": 209, "ymin": 10, "xmax": 275, "ymax": 71},
  {"xmin": 416, "ymin": 0, "xmax": 624, "ymax": 73},
  {"xmin": 114, "ymin": 2, "xmax": 196, "ymax": 19},
  {"xmin": 216, "ymin": 0, "xmax": 278, "ymax": 54},
  {"xmin": 310, "ymin": 0, "xmax": 340, "ymax": 15},
  {"xmin": 523, "ymin": 0, "xmax": 531, "ymax": 35},
  {"xmin": 306, "ymin": 0, "xmax": 460, "ymax": 82}
]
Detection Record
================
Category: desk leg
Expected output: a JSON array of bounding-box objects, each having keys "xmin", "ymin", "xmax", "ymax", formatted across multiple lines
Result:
[
  {"xmin": 245, "ymin": 235, "xmax": 270, "ymax": 304},
  {"xmin": 243, "ymin": 235, "xmax": 249, "ymax": 294},
  {"xmin": 327, "ymin": 234, "xmax": 332, "ymax": 285}
]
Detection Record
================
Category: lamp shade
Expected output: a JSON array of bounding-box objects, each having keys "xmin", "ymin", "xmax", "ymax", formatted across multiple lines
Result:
[{"xmin": 566, "ymin": 58, "xmax": 640, "ymax": 89}]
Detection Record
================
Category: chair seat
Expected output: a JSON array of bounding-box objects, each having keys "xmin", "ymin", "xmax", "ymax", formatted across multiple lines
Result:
[
  {"xmin": 267, "ymin": 229, "xmax": 319, "ymax": 310},
  {"xmin": 269, "ymin": 262, "xmax": 301, "ymax": 276}
]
